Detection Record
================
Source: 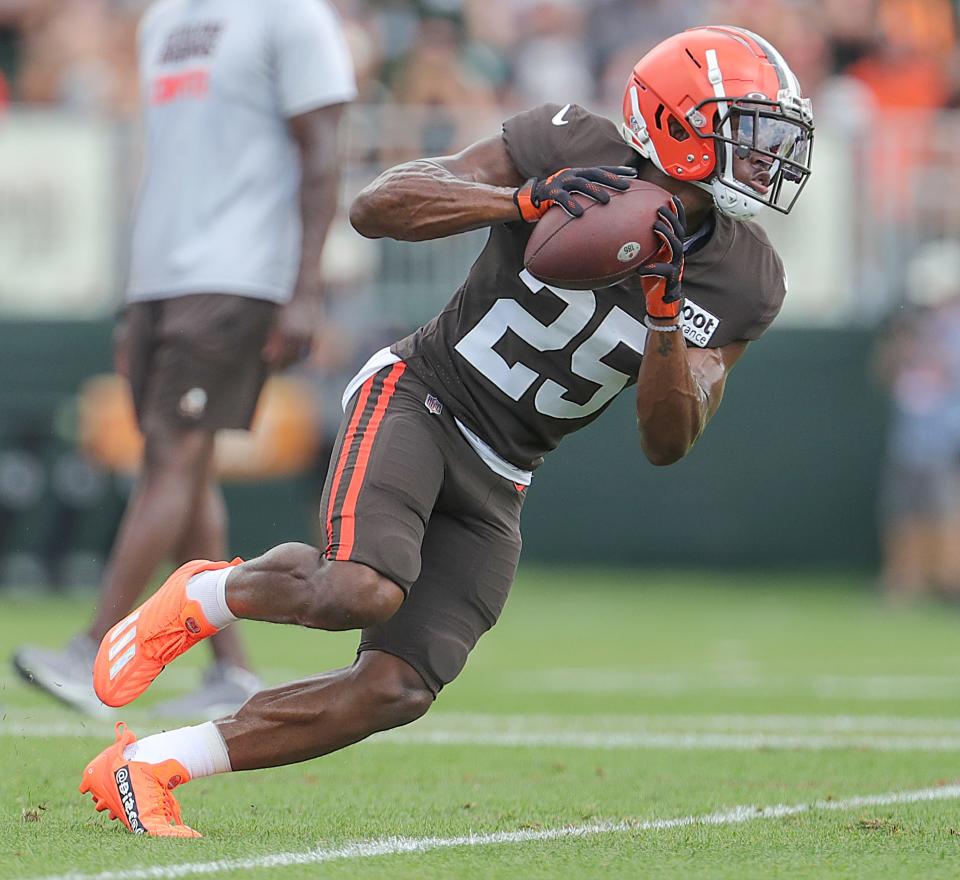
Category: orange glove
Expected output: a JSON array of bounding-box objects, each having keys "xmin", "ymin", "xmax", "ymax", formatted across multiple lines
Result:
[
  {"xmin": 513, "ymin": 166, "xmax": 636, "ymax": 222},
  {"xmin": 637, "ymin": 195, "xmax": 686, "ymax": 322}
]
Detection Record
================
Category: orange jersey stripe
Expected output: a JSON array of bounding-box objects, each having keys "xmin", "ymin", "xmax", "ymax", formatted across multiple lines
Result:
[
  {"xmin": 325, "ymin": 375, "xmax": 377, "ymax": 554},
  {"xmin": 335, "ymin": 362, "xmax": 406, "ymax": 561}
]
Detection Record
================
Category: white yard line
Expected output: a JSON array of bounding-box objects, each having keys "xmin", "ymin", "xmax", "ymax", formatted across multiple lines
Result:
[
  {"xmin": 11, "ymin": 705, "xmax": 960, "ymax": 734},
  {"xmin": 24, "ymin": 784, "xmax": 960, "ymax": 880},
  {"xmin": 515, "ymin": 669, "xmax": 960, "ymax": 699},
  {"xmin": 420, "ymin": 712, "xmax": 960, "ymax": 734},
  {"xmin": 7, "ymin": 715, "xmax": 960, "ymax": 751},
  {"xmin": 7, "ymin": 667, "xmax": 960, "ymax": 701},
  {"xmin": 381, "ymin": 729, "xmax": 960, "ymax": 752}
]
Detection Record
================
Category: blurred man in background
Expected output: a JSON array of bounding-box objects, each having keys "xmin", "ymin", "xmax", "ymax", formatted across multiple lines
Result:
[
  {"xmin": 874, "ymin": 241, "xmax": 960, "ymax": 601},
  {"xmin": 12, "ymin": 0, "xmax": 356, "ymax": 717}
]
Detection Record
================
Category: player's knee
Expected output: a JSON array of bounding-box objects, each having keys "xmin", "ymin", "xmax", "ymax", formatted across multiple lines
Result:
[
  {"xmin": 299, "ymin": 560, "xmax": 404, "ymax": 630},
  {"xmin": 357, "ymin": 653, "xmax": 433, "ymax": 728},
  {"xmin": 338, "ymin": 567, "xmax": 404, "ymax": 628},
  {"xmin": 382, "ymin": 679, "xmax": 433, "ymax": 727}
]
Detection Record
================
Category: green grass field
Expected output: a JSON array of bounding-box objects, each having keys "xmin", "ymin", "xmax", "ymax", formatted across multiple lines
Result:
[{"xmin": 4, "ymin": 568, "xmax": 960, "ymax": 879}]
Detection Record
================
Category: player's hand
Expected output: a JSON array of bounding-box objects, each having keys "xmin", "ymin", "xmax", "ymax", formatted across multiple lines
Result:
[
  {"xmin": 637, "ymin": 196, "xmax": 686, "ymax": 321},
  {"xmin": 263, "ymin": 296, "xmax": 322, "ymax": 370},
  {"xmin": 514, "ymin": 166, "xmax": 636, "ymax": 222}
]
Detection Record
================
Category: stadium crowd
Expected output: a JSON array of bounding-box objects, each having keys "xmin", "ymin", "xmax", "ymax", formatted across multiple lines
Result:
[{"xmin": 0, "ymin": 0, "xmax": 956, "ymax": 129}]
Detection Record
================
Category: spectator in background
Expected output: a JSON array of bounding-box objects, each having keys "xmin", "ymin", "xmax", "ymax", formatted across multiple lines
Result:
[
  {"xmin": 509, "ymin": 0, "xmax": 593, "ymax": 107},
  {"xmin": 589, "ymin": 0, "xmax": 706, "ymax": 77},
  {"xmin": 15, "ymin": 0, "xmax": 140, "ymax": 114},
  {"xmin": 389, "ymin": 15, "xmax": 496, "ymax": 158},
  {"xmin": 820, "ymin": 0, "xmax": 878, "ymax": 71},
  {"xmin": 12, "ymin": 0, "xmax": 355, "ymax": 717},
  {"xmin": 874, "ymin": 241, "xmax": 960, "ymax": 601}
]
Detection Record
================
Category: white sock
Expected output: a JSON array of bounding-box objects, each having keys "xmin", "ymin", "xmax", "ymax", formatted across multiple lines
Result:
[
  {"xmin": 186, "ymin": 566, "xmax": 239, "ymax": 629},
  {"xmin": 123, "ymin": 721, "xmax": 232, "ymax": 779}
]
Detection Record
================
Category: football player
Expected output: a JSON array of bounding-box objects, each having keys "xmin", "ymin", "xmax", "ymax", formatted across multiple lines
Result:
[{"xmin": 78, "ymin": 26, "xmax": 813, "ymax": 836}]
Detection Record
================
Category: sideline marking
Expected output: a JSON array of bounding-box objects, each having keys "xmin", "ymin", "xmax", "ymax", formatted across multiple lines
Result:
[
  {"xmin": 517, "ymin": 669, "xmax": 960, "ymax": 699},
  {"xmin": 382, "ymin": 729, "xmax": 960, "ymax": 752},
  {"xmin": 8, "ymin": 715, "xmax": 960, "ymax": 751},
  {"xmin": 26, "ymin": 784, "xmax": 960, "ymax": 880}
]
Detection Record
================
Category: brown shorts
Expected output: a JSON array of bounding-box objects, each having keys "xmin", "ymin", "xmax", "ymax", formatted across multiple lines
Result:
[
  {"xmin": 126, "ymin": 294, "xmax": 277, "ymax": 432},
  {"xmin": 320, "ymin": 363, "xmax": 525, "ymax": 695}
]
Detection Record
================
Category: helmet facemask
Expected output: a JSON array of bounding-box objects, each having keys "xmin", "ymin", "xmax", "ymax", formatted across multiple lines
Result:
[{"xmin": 690, "ymin": 93, "xmax": 814, "ymax": 218}]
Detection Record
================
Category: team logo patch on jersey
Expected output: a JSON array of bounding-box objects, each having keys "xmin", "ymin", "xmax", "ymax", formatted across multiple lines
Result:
[
  {"xmin": 680, "ymin": 300, "xmax": 721, "ymax": 347},
  {"xmin": 179, "ymin": 387, "xmax": 208, "ymax": 419},
  {"xmin": 424, "ymin": 393, "xmax": 443, "ymax": 415}
]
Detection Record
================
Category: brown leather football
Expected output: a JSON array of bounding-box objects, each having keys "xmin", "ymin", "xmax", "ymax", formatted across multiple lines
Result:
[{"xmin": 523, "ymin": 180, "xmax": 673, "ymax": 290}]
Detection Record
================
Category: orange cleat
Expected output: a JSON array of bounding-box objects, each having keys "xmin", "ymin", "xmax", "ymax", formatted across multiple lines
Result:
[
  {"xmin": 93, "ymin": 558, "xmax": 241, "ymax": 708},
  {"xmin": 79, "ymin": 722, "xmax": 200, "ymax": 837}
]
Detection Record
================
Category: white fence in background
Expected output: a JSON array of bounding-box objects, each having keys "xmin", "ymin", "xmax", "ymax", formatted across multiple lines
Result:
[{"xmin": 0, "ymin": 104, "xmax": 955, "ymax": 326}]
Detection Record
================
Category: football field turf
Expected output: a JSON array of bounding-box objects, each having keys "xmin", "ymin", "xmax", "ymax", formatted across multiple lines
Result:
[{"xmin": 3, "ymin": 568, "xmax": 960, "ymax": 879}]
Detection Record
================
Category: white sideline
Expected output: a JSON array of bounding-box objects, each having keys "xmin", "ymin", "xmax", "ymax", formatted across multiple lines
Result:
[
  {"xmin": 382, "ymin": 729, "xmax": 960, "ymax": 752},
  {"xmin": 432, "ymin": 712, "xmax": 960, "ymax": 733},
  {"xmin": 25, "ymin": 785, "xmax": 960, "ymax": 880},
  {"xmin": 8, "ymin": 716, "xmax": 960, "ymax": 751},
  {"xmin": 517, "ymin": 669, "xmax": 960, "ymax": 699}
]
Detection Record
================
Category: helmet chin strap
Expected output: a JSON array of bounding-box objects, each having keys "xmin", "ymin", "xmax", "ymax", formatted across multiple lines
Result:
[{"xmin": 705, "ymin": 178, "xmax": 766, "ymax": 220}]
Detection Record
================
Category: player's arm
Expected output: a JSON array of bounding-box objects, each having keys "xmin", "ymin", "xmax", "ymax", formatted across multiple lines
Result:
[
  {"xmin": 349, "ymin": 136, "xmax": 634, "ymax": 242},
  {"xmin": 636, "ymin": 337, "xmax": 746, "ymax": 466},
  {"xmin": 632, "ymin": 196, "xmax": 747, "ymax": 465},
  {"xmin": 350, "ymin": 137, "xmax": 521, "ymax": 241},
  {"xmin": 290, "ymin": 104, "xmax": 345, "ymax": 299},
  {"xmin": 263, "ymin": 103, "xmax": 346, "ymax": 368}
]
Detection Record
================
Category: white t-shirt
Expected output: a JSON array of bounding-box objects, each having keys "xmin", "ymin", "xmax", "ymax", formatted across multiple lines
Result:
[{"xmin": 127, "ymin": 0, "xmax": 356, "ymax": 304}]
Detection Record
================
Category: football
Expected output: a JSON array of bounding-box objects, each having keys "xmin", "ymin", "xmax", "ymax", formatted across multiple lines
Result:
[{"xmin": 523, "ymin": 179, "xmax": 674, "ymax": 290}]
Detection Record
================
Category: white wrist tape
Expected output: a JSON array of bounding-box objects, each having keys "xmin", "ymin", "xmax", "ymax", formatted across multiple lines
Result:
[{"xmin": 644, "ymin": 316, "xmax": 682, "ymax": 331}]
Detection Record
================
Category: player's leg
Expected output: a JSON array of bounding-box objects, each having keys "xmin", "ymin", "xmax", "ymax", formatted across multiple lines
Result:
[
  {"xmin": 92, "ymin": 362, "xmax": 442, "ymax": 708},
  {"xmin": 217, "ymin": 650, "xmax": 432, "ymax": 768},
  {"xmin": 211, "ymin": 415, "xmax": 528, "ymax": 764},
  {"xmin": 80, "ymin": 650, "xmax": 434, "ymax": 836},
  {"xmin": 191, "ymin": 481, "xmax": 525, "ymax": 772},
  {"xmin": 81, "ymin": 410, "xmax": 523, "ymax": 836},
  {"xmin": 81, "ymin": 364, "xmax": 452, "ymax": 834}
]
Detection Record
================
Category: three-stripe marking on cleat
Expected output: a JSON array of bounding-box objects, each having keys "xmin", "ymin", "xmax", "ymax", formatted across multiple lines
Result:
[{"xmin": 108, "ymin": 612, "xmax": 141, "ymax": 680}]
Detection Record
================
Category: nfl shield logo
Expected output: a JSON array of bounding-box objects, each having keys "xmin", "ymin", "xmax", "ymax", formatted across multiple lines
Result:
[{"xmin": 424, "ymin": 393, "xmax": 443, "ymax": 415}]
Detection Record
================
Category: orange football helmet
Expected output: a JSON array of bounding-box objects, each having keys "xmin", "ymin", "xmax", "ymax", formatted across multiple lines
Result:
[{"xmin": 621, "ymin": 26, "xmax": 814, "ymax": 220}]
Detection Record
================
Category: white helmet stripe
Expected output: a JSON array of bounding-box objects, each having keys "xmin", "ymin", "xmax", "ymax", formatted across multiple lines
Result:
[
  {"xmin": 736, "ymin": 27, "xmax": 802, "ymax": 95},
  {"xmin": 705, "ymin": 49, "xmax": 734, "ymax": 184}
]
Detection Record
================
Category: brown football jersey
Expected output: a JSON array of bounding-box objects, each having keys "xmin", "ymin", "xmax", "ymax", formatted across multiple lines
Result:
[{"xmin": 391, "ymin": 102, "xmax": 787, "ymax": 472}]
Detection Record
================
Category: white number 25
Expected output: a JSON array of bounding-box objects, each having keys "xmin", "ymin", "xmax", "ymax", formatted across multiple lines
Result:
[{"xmin": 454, "ymin": 270, "xmax": 648, "ymax": 420}]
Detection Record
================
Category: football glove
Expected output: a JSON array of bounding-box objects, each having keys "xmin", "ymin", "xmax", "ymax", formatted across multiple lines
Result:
[
  {"xmin": 637, "ymin": 196, "xmax": 686, "ymax": 321},
  {"xmin": 514, "ymin": 166, "xmax": 636, "ymax": 223}
]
